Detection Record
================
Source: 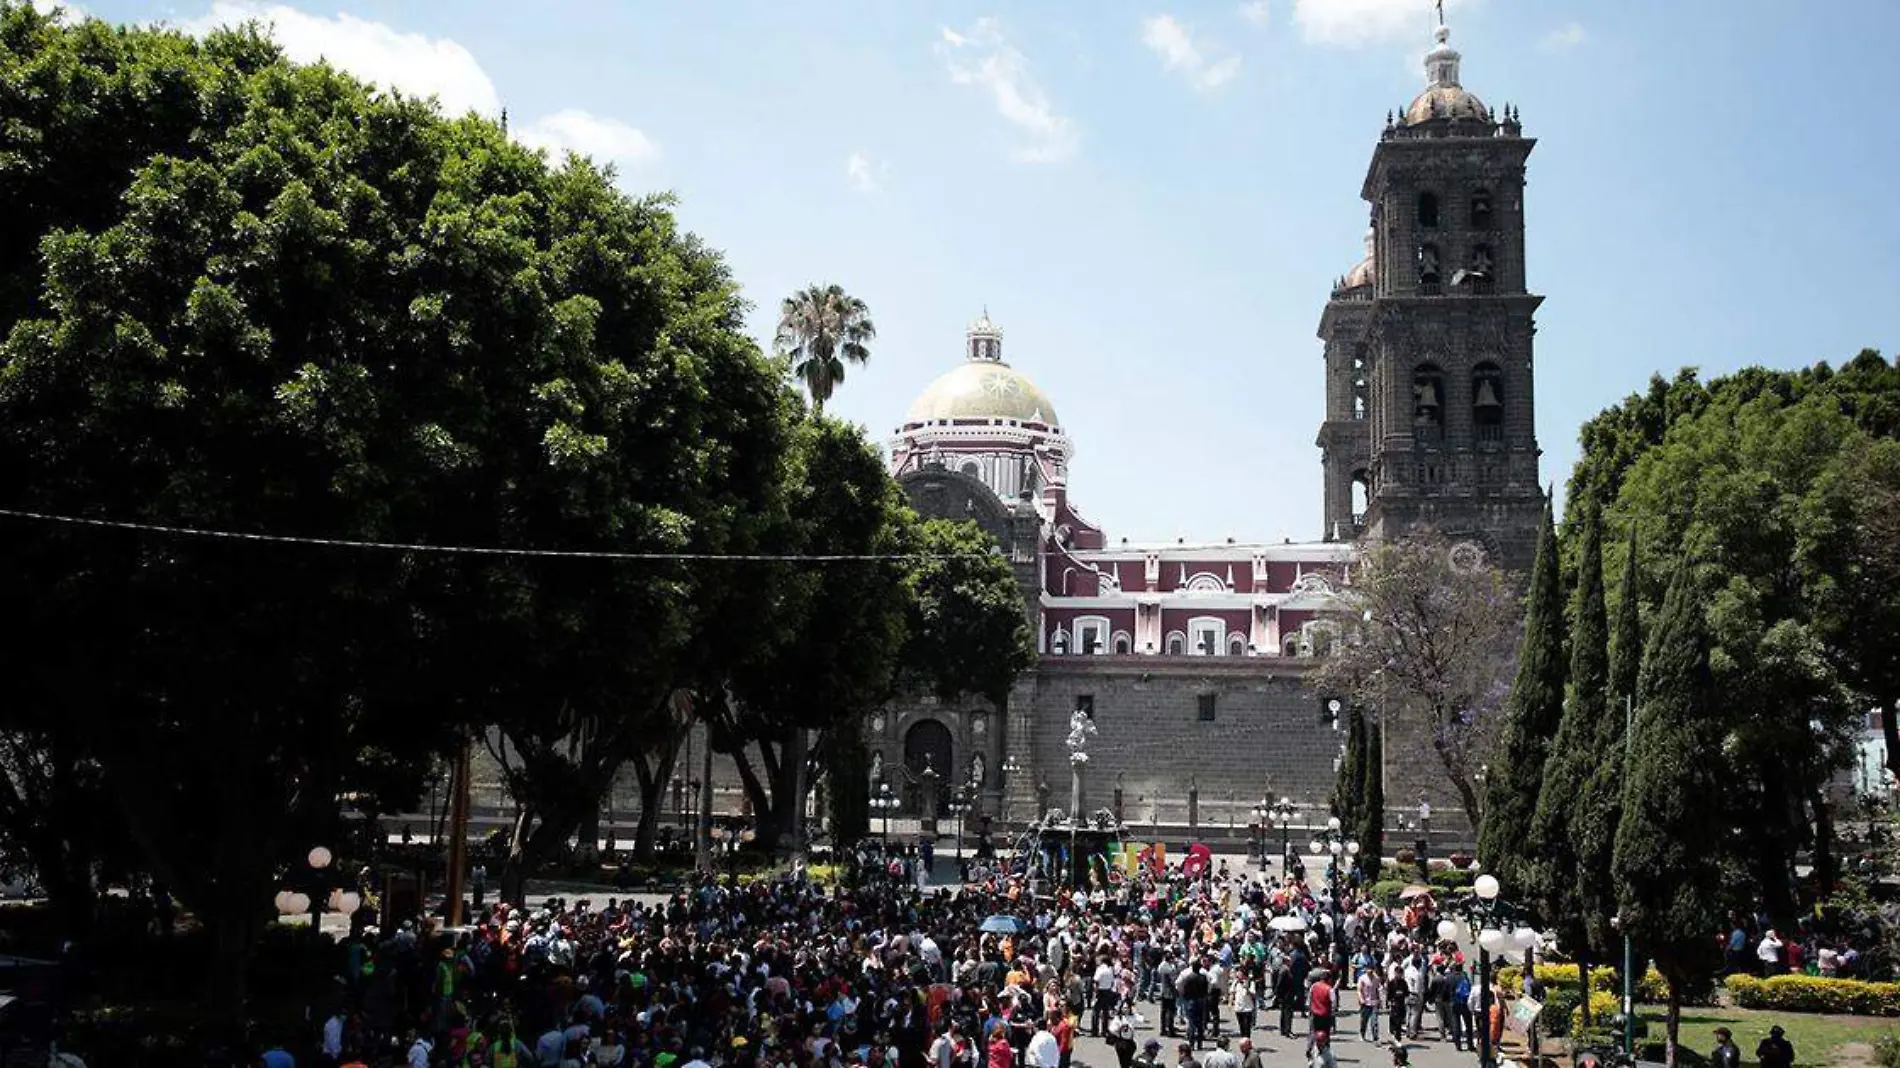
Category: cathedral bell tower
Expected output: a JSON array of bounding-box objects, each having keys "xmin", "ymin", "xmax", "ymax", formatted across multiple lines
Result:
[{"xmin": 1326, "ymin": 12, "xmax": 1545, "ymax": 571}]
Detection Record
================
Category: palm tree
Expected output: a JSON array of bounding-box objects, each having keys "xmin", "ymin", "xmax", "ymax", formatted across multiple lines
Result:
[{"xmin": 774, "ymin": 284, "xmax": 876, "ymax": 414}]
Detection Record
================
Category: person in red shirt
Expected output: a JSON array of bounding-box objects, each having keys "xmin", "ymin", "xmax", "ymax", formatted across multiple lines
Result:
[
  {"xmin": 1051, "ymin": 1010, "xmax": 1076, "ymax": 1068},
  {"xmin": 1307, "ymin": 969, "xmax": 1335, "ymax": 1056},
  {"xmin": 987, "ymin": 1022, "xmax": 1014, "ymax": 1068}
]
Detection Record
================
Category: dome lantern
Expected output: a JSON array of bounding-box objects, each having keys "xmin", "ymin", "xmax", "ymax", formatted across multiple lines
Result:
[{"xmin": 967, "ymin": 307, "xmax": 1004, "ymax": 363}]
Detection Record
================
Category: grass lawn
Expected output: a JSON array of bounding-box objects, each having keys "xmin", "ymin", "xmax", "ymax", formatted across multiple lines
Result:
[{"xmin": 1632, "ymin": 1005, "xmax": 1896, "ymax": 1067}]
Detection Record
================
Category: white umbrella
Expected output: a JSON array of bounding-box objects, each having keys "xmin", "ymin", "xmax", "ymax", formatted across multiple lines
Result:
[{"xmin": 1268, "ymin": 915, "xmax": 1308, "ymax": 932}]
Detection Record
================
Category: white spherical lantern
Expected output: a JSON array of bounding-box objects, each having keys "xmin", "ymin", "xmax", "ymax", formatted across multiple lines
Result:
[
  {"xmin": 274, "ymin": 890, "xmax": 297, "ymax": 916},
  {"xmin": 307, "ymin": 845, "xmax": 333, "ymax": 870},
  {"xmin": 1436, "ymin": 919, "xmax": 1458, "ymax": 942},
  {"xmin": 337, "ymin": 891, "xmax": 362, "ymax": 915},
  {"xmin": 1514, "ymin": 927, "xmax": 1540, "ymax": 950},
  {"xmin": 1328, "ymin": 841, "xmax": 1343, "ymax": 856},
  {"xmin": 286, "ymin": 892, "xmax": 311, "ymax": 916},
  {"xmin": 1346, "ymin": 841, "xmax": 1361, "ymax": 856},
  {"xmin": 1478, "ymin": 928, "xmax": 1508, "ymax": 953},
  {"xmin": 1326, "ymin": 816, "xmax": 1342, "ymax": 832},
  {"xmin": 1474, "ymin": 874, "xmax": 1501, "ymax": 901},
  {"xmin": 1309, "ymin": 840, "xmax": 1323, "ymax": 855}
]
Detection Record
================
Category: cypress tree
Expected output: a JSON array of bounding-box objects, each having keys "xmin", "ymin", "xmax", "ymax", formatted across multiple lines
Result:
[
  {"xmin": 1578, "ymin": 531, "xmax": 1641, "ymax": 963},
  {"xmin": 1333, "ymin": 705, "xmax": 1365, "ymax": 828},
  {"xmin": 1478, "ymin": 497, "xmax": 1567, "ymax": 894},
  {"xmin": 1613, "ymin": 555, "xmax": 1725, "ymax": 1067},
  {"xmin": 1358, "ymin": 716, "xmax": 1385, "ymax": 880},
  {"xmin": 1527, "ymin": 502, "xmax": 1608, "ymax": 1021}
]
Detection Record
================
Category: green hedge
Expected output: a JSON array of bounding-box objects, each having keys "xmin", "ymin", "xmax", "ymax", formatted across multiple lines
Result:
[
  {"xmin": 1496, "ymin": 962, "xmax": 1670, "ymax": 1003},
  {"xmin": 1725, "ymin": 973, "xmax": 1900, "ymax": 1016},
  {"xmin": 1367, "ymin": 880, "xmax": 1408, "ymax": 907}
]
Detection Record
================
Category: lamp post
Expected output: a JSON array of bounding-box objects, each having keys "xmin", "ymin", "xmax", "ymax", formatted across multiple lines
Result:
[
  {"xmin": 1308, "ymin": 816, "xmax": 1360, "ymax": 926},
  {"xmin": 1444, "ymin": 872, "xmax": 1539, "ymax": 1068},
  {"xmin": 1249, "ymin": 798, "xmax": 1271, "ymax": 867},
  {"xmin": 1269, "ymin": 797, "xmax": 1299, "ymax": 874},
  {"xmin": 1416, "ymin": 797, "xmax": 1433, "ymax": 879},
  {"xmin": 949, "ymin": 779, "xmax": 977, "ymax": 862},
  {"xmin": 275, "ymin": 845, "xmax": 360, "ymax": 939},
  {"xmin": 1001, "ymin": 754, "xmax": 1022, "ymax": 826},
  {"xmin": 870, "ymin": 780, "xmax": 898, "ymax": 844}
]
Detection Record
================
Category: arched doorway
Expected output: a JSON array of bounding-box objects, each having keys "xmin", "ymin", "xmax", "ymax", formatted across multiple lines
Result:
[{"xmin": 904, "ymin": 719, "xmax": 954, "ymax": 816}]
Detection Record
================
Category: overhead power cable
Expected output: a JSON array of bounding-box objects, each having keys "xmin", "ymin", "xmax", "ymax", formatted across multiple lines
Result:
[{"xmin": 0, "ymin": 507, "xmax": 998, "ymax": 562}]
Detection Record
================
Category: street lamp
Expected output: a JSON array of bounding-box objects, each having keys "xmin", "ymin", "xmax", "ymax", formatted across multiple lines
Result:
[
  {"xmin": 276, "ymin": 845, "xmax": 356, "ymax": 937},
  {"xmin": 1269, "ymin": 797, "xmax": 1299, "ymax": 872},
  {"xmin": 1000, "ymin": 754, "xmax": 1022, "ymax": 825},
  {"xmin": 1250, "ymin": 797, "xmax": 1272, "ymax": 867},
  {"xmin": 1445, "ymin": 872, "xmax": 1540, "ymax": 1068},
  {"xmin": 1310, "ymin": 816, "xmax": 1360, "ymax": 907},
  {"xmin": 949, "ymin": 778, "xmax": 978, "ymax": 863},
  {"xmin": 870, "ymin": 780, "xmax": 899, "ymax": 844},
  {"xmin": 1416, "ymin": 797, "xmax": 1433, "ymax": 877}
]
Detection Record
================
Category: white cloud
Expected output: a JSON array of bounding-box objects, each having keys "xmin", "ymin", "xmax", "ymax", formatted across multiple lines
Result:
[
  {"xmin": 1142, "ymin": 14, "xmax": 1242, "ymax": 92},
  {"xmin": 175, "ymin": 5, "xmax": 659, "ymax": 179},
  {"xmin": 30, "ymin": 0, "xmax": 85, "ymax": 21},
  {"xmin": 1291, "ymin": 0, "xmax": 1466, "ymax": 46},
  {"xmin": 516, "ymin": 109, "xmax": 661, "ymax": 173},
  {"xmin": 937, "ymin": 17, "xmax": 1078, "ymax": 164},
  {"xmin": 846, "ymin": 151, "xmax": 892, "ymax": 193},
  {"xmin": 180, "ymin": 2, "xmax": 500, "ymax": 115},
  {"xmin": 1238, "ymin": 1, "xmax": 1271, "ymax": 28},
  {"xmin": 1541, "ymin": 21, "xmax": 1587, "ymax": 51}
]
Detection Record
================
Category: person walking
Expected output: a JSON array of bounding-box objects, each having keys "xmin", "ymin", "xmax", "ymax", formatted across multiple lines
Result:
[
  {"xmin": 1450, "ymin": 963, "xmax": 1474, "ymax": 1052},
  {"xmin": 1231, "ymin": 973, "xmax": 1257, "ymax": 1038},
  {"xmin": 1710, "ymin": 1026, "xmax": 1742, "ymax": 1068},
  {"xmin": 1179, "ymin": 960, "xmax": 1211, "ymax": 1050},
  {"xmin": 1157, "ymin": 954, "xmax": 1180, "ymax": 1038},
  {"xmin": 1356, "ymin": 961, "xmax": 1381, "ymax": 1042},
  {"xmin": 1093, "ymin": 956, "xmax": 1119, "ymax": 1037},
  {"xmin": 1274, "ymin": 963, "xmax": 1298, "ymax": 1038},
  {"xmin": 1384, "ymin": 965, "xmax": 1408, "ymax": 1042}
]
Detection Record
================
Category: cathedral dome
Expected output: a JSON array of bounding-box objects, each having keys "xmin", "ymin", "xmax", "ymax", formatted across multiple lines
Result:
[
  {"xmin": 906, "ymin": 360, "xmax": 1060, "ymax": 427},
  {"xmin": 904, "ymin": 312, "xmax": 1061, "ymax": 427},
  {"xmin": 1405, "ymin": 85, "xmax": 1490, "ymax": 125},
  {"xmin": 1403, "ymin": 25, "xmax": 1490, "ymax": 125}
]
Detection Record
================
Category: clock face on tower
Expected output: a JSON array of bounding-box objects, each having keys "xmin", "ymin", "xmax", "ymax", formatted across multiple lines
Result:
[{"xmin": 1449, "ymin": 541, "xmax": 1486, "ymax": 574}]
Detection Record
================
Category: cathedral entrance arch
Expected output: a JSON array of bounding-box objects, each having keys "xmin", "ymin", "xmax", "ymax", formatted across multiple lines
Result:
[{"xmin": 903, "ymin": 719, "xmax": 954, "ymax": 816}]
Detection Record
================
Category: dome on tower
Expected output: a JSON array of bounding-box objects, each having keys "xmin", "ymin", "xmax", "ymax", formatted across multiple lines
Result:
[
  {"xmin": 906, "ymin": 362, "xmax": 1060, "ymax": 427},
  {"xmin": 1403, "ymin": 25, "xmax": 1491, "ymax": 125},
  {"xmin": 1341, "ymin": 227, "xmax": 1376, "ymax": 290},
  {"xmin": 904, "ymin": 312, "xmax": 1061, "ymax": 427}
]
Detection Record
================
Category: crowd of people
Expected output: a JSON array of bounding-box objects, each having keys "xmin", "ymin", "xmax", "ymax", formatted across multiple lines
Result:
[{"xmin": 243, "ymin": 837, "xmax": 1545, "ymax": 1068}]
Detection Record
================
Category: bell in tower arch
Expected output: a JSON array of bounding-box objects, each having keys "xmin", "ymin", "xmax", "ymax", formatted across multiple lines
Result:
[{"xmin": 1475, "ymin": 378, "xmax": 1502, "ymax": 410}]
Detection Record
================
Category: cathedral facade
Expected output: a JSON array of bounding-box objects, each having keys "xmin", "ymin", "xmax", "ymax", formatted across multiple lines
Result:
[{"xmin": 874, "ymin": 18, "xmax": 1543, "ymax": 841}]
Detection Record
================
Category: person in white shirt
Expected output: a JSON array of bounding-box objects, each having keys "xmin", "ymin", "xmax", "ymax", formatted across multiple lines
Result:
[
  {"xmin": 1092, "ymin": 958, "xmax": 1119, "ymax": 1036},
  {"xmin": 321, "ymin": 1012, "xmax": 346, "ymax": 1059},
  {"xmin": 1027, "ymin": 1018, "xmax": 1062, "ymax": 1068},
  {"xmin": 1757, "ymin": 929, "xmax": 1784, "ymax": 976},
  {"xmin": 407, "ymin": 1034, "xmax": 433, "ymax": 1068}
]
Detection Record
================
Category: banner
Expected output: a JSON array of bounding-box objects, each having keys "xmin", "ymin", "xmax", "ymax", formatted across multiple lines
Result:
[{"xmin": 1505, "ymin": 995, "xmax": 1543, "ymax": 1035}]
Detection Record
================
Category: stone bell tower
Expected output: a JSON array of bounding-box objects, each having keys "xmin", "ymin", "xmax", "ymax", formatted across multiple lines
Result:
[{"xmin": 1335, "ymin": 12, "xmax": 1546, "ymax": 571}]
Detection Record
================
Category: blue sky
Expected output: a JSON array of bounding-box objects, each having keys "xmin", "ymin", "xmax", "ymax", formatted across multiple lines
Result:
[{"xmin": 84, "ymin": 0, "xmax": 1900, "ymax": 541}]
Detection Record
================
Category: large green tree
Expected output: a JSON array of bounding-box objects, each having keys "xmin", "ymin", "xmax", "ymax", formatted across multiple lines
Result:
[
  {"xmin": 1357, "ymin": 716, "xmax": 1385, "ymax": 880},
  {"xmin": 774, "ymin": 283, "xmax": 876, "ymax": 414},
  {"xmin": 1613, "ymin": 556, "xmax": 1726, "ymax": 1068},
  {"xmin": 0, "ymin": 8, "xmax": 789, "ymax": 1017},
  {"xmin": 1528, "ymin": 501, "xmax": 1608, "ymax": 1020},
  {"xmin": 1577, "ymin": 529, "xmax": 1640, "ymax": 963},
  {"xmin": 1479, "ymin": 499, "xmax": 1566, "ymax": 891}
]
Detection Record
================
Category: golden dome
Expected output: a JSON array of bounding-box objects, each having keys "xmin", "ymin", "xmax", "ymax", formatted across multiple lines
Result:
[
  {"xmin": 906, "ymin": 360, "xmax": 1060, "ymax": 427},
  {"xmin": 1405, "ymin": 85, "xmax": 1490, "ymax": 124}
]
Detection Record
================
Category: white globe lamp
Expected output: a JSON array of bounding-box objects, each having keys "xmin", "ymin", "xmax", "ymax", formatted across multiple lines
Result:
[
  {"xmin": 1346, "ymin": 841, "xmax": 1361, "ymax": 856},
  {"xmin": 1474, "ymin": 874, "xmax": 1501, "ymax": 901},
  {"xmin": 1309, "ymin": 841, "xmax": 1323, "ymax": 855},
  {"xmin": 307, "ymin": 845, "xmax": 333, "ymax": 870},
  {"xmin": 1514, "ymin": 927, "xmax": 1540, "ymax": 950},
  {"xmin": 1327, "ymin": 816, "xmax": 1341, "ymax": 832},
  {"xmin": 1437, "ymin": 919, "xmax": 1458, "ymax": 942},
  {"xmin": 1478, "ymin": 928, "xmax": 1508, "ymax": 953}
]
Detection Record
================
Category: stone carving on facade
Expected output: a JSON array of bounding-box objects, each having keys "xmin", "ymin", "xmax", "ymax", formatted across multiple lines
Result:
[
  {"xmin": 1290, "ymin": 572, "xmax": 1335, "ymax": 597},
  {"xmin": 1097, "ymin": 568, "xmax": 1122, "ymax": 596},
  {"xmin": 1066, "ymin": 708, "xmax": 1096, "ymax": 765}
]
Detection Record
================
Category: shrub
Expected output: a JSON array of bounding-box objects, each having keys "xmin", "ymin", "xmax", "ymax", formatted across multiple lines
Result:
[
  {"xmin": 1496, "ymin": 962, "xmax": 1678, "ymax": 1004},
  {"xmin": 1368, "ymin": 880, "xmax": 1409, "ymax": 907},
  {"xmin": 1541, "ymin": 983, "xmax": 1583, "ymax": 1037},
  {"xmin": 1725, "ymin": 973, "xmax": 1900, "ymax": 1016},
  {"xmin": 1873, "ymin": 1030, "xmax": 1900, "ymax": 1068},
  {"xmin": 1429, "ymin": 867, "xmax": 1476, "ymax": 891},
  {"xmin": 1569, "ymin": 991, "xmax": 1628, "ymax": 1037}
]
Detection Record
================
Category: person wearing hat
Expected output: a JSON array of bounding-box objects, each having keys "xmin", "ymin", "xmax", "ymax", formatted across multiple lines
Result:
[
  {"xmin": 1710, "ymin": 1026, "xmax": 1741, "ymax": 1068},
  {"xmin": 1755, "ymin": 1025, "xmax": 1794, "ymax": 1068},
  {"xmin": 1135, "ymin": 1039, "xmax": 1164, "ymax": 1068}
]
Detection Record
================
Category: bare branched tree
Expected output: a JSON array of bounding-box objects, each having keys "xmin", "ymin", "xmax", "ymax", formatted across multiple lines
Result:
[{"xmin": 1312, "ymin": 530, "xmax": 1522, "ymax": 833}]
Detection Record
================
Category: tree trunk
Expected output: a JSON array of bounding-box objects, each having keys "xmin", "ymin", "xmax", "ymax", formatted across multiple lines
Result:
[
  {"xmin": 784, "ymin": 726, "xmax": 810, "ymax": 863},
  {"xmin": 206, "ymin": 910, "xmax": 259, "ymax": 1039},
  {"xmin": 499, "ymin": 808, "xmax": 534, "ymax": 907},
  {"xmin": 695, "ymin": 743, "xmax": 714, "ymax": 872},
  {"xmin": 1431, "ymin": 731, "xmax": 1484, "ymax": 833},
  {"xmin": 1812, "ymin": 788, "xmax": 1837, "ymax": 899},
  {"xmin": 1665, "ymin": 984, "xmax": 1680, "ymax": 1068},
  {"xmin": 1578, "ymin": 950, "xmax": 1593, "ymax": 1027}
]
